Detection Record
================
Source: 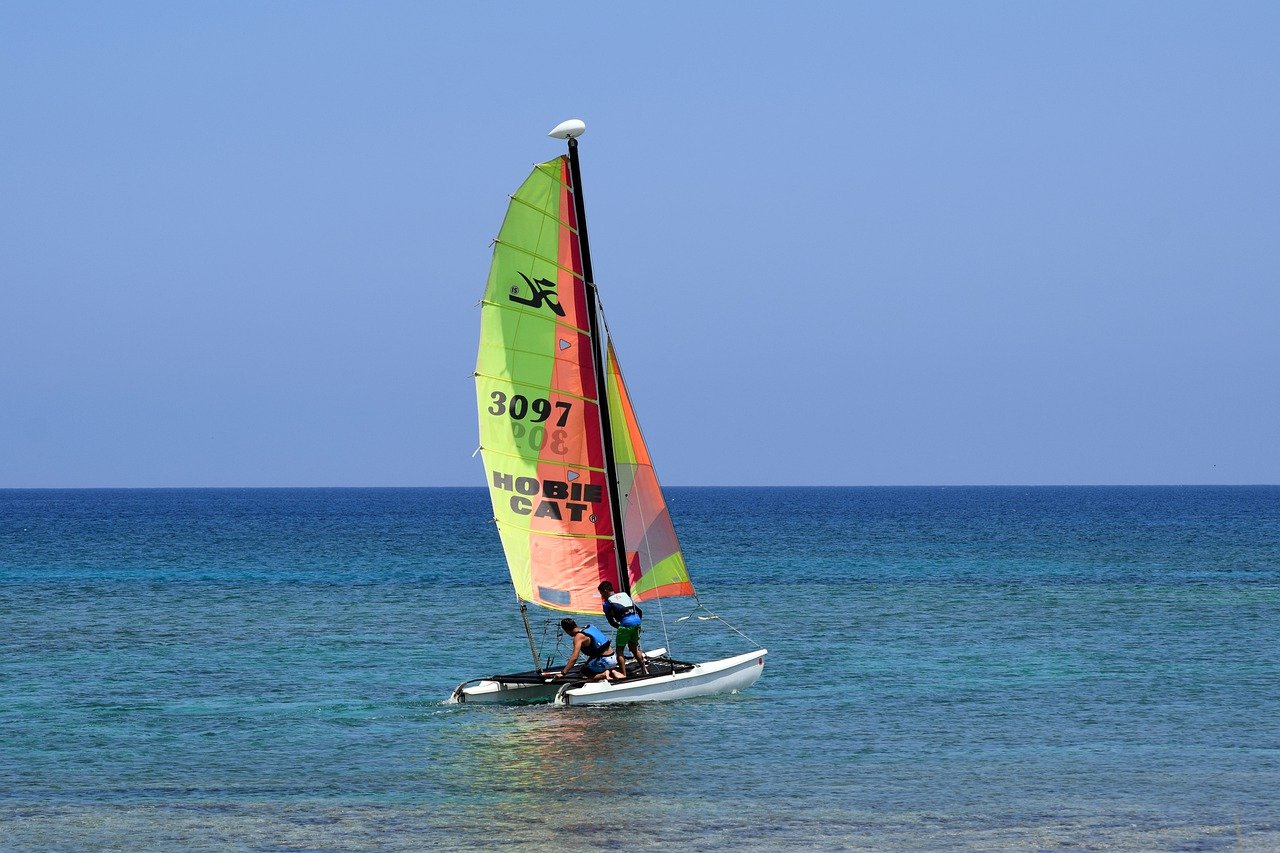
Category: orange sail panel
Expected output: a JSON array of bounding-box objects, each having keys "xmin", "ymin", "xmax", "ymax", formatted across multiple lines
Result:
[
  {"xmin": 475, "ymin": 158, "xmax": 622, "ymax": 613},
  {"xmin": 605, "ymin": 341, "xmax": 695, "ymax": 601}
]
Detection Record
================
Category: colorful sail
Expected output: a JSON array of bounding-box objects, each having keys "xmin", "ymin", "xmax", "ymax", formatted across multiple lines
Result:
[
  {"xmin": 605, "ymin": 341, "xmax": 695, "ymax": 601},
  {"xmin": 475, "ymin": 157, "xmax": 621, "ymax": 613}
]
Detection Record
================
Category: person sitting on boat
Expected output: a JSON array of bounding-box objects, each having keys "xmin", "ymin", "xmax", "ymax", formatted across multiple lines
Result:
[
  {"xmin": 598, "ymin": 581, "xmax": 649, "ymax": 677},
  {"xmin": 545, "ymin": 618, "xmax": 623, "ymax": 682}
]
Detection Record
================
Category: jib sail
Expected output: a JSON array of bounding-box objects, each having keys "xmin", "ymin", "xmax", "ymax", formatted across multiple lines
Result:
[{"xmin": 605, "ymin": 341, "xmax": 695, "ymax": 601}]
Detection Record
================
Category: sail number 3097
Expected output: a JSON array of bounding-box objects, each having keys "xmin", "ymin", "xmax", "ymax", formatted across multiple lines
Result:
[
  {"xmin": 488, "ymin": 392, "xmax": 571, "ymax": 426},
  {"xmin": 488, "ymin": 392, "xmax": 572, "ymax": 455}
]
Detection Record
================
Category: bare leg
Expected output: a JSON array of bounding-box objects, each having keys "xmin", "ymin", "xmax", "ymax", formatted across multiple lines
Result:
[
  {"xmin": 630, "ymin": 640, "xmax": 648, "ymax": 674},
  {"xmin": 615, "ymin": 649, "xmax": 627, "ymax": 679}
]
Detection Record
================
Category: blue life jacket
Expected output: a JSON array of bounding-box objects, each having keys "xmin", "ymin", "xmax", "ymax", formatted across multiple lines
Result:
[
  {"xmin": 606, "ymin": 592, "xmax": 643, "ymax": 628},
  {"xmin": 580, "ymin": 624, "xmax": 611, "ymax": 658}
]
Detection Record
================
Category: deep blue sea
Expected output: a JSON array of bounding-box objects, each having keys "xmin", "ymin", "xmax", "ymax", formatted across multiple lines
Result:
[{"xmin": 2, "ymin": 487, "xmax": 1278, "ymax": 851}]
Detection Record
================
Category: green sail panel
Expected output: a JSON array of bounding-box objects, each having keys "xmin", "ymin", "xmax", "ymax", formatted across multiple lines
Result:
[
  {"xmin": 475, "ymin": 157, "xmax": 622, "ymax": 614},
  {"xmin": 605, "ymin": 340, "xmax": 695, "ymax": 601}
]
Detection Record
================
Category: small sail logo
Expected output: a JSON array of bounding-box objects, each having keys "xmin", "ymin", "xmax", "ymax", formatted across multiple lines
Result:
[{"xmin": 508, "ymin": 272, "xmax": 566, "ymax": 317}]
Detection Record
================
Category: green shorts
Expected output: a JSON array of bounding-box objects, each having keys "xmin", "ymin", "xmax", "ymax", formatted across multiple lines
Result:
[{"xmin": 616, "ymin": 625, "xmax": 641, "ymax": 648}]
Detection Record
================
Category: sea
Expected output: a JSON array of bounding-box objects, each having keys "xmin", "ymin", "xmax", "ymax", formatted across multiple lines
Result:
[{"xmin": 2, "ymin": 486, "xmax": 1278, "ymax": 851}]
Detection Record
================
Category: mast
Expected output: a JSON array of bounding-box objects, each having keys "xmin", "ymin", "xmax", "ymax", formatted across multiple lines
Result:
[
  {"xmin": 516, "ymin": 593, "xmax": 541, "ymax": 672},
  {"xmin": 557, "ymin": 123, "xmax": 632, "ymax": 596}
]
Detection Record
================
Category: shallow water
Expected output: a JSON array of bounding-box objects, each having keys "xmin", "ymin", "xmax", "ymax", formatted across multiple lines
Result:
[{"xmin": 2, "ymin": 487, "xmax": 1278, "ymax": 850}]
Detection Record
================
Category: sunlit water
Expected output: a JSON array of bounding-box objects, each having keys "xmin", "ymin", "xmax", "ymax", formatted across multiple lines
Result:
[{"xmin": 2, "ymin": 487, "xmax": 1278, "ymax": 850}]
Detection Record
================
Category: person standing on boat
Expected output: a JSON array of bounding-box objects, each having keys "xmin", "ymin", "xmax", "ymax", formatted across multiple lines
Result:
[
  {"xmin": 598, "ymin": 580, "xmax": 649, "ymax": 677},
  {"xmin": 545, "ymin": 618, "xmax": 623, "ymax": 682}
]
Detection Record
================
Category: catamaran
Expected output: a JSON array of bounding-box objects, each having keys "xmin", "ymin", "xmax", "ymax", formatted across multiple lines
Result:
[{"xmin": 449, "ymin": 119, "xmax": 766, "ymax": 706}]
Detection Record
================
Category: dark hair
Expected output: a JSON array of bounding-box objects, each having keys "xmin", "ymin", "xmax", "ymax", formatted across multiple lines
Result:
[
  {"xmin": 597, "ymin": 581, "xmax": 614, "ymax": 593},
  {"xmin": 560, "ymin": 618, "xmax": 578, "ymax": 633}
]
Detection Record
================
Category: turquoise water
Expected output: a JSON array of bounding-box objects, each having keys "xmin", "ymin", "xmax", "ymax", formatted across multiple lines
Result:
[{"xmin": 2, "ymin": 487, "xmax": 1278, "ymax": 850}]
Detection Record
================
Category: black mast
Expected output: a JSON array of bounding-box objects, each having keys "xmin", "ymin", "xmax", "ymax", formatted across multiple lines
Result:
[{"xmin": 566, "ymin": 135, "xmax": 631, "ymax": 596}]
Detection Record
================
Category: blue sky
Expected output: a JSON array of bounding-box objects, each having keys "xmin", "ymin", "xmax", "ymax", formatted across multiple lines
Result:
[{"xmin": 2, "ymin": 2, "xmax": 1277, "ymax": 487}]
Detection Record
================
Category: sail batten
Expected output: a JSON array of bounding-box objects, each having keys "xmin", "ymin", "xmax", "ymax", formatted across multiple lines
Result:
[
  {"xmin": 506, "ymin": 194, "xmax": 579, "ymax": 232},
  {"xmin": 473, "ymin": 372, "xmax": 598, "ymax": 404},
  {"xmin": 478, "ymin": 444, "xmax": 609, "ymax": 474},
  {"xmin": 476, "ymin": 303, "xmax": 592, "ymax": 337},
  {"xmin": 493, "ymin": 522, "xmax": 615, "ymax": 542},
  {"xmin": 529, "ymin": 163, "xmax": 573, "ymax": 190},
  {"xmin": 491, "ymin": 240, "xmax": 585, "ymax": 280}
]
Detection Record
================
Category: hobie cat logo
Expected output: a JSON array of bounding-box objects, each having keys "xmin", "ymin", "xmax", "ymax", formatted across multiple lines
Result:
[{"xmin": 509, "ymin": 272, "xmax": 565, "ymax": 317}]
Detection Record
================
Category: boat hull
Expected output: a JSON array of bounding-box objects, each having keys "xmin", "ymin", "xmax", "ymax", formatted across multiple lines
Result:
[
  {"xmin": 448, "ymin": 647, "xmax": 673, "ymax": 704},
  {"xmin": 448, "ymin": 678, "xmax": 561, "ymax": 705},
  {"xmin": 555, "ymin": 649, "xmax": 767, "ymax": 706}
]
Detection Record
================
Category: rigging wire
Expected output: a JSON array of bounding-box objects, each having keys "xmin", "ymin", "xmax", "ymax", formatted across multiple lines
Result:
[
  {"xmin": 598, "ymin": 303, "xmax": 670, "ymax": 659},
  {"xmin": 538, "ymin": 618, "xmax": 565, "ymax": 670},
  {"xmin": 632, "ymin": 470, "xmax": 673, "ymax": 659},
  {"xmin": 672, "ymin": 602, "xmax": 763, "ymax": 649},
  {"xmin": 597, "ymin": 297, "xmax": 704, "ymax": 661}
]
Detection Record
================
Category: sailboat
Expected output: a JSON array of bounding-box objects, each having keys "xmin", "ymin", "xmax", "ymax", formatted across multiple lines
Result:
[{"xmin": 449, "ymin": 119, "xmax": 767, "ymax": 706}]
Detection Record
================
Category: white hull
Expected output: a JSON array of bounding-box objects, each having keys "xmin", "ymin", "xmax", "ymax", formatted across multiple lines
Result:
[
  {"xmin": 449, "ymin": 648, "xmax": 670, "ymax": 704},
  {"xmin": 555, "ymin": 649, "xmax": 767, "ymax": 706},
  {"xmin": 447, "ymin": 678, "xmax": 561, "ymax": 704},
  {"xmin": 447, "ymin": 647, "xmax": 767, "ymax": 706}
]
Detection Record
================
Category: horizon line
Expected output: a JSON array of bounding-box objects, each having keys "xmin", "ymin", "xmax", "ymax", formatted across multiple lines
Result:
[{"xmin": 2, "ymin": 483, "xmax": 1277, "ymax": 491}]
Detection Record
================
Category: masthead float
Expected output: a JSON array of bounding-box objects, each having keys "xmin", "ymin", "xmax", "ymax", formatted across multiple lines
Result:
[
  {"xmin": 449, "ymin": 119, "xmax": 766, "ymax": 705},
  {"xmin": 546, "ymin": 118, "xmax": 586, "ymax": 139}
]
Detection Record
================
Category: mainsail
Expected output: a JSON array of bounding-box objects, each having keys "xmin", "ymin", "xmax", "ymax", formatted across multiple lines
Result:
[{"xmin": 475, "ymin": 156, "xmax": 693, "ymax": 614}]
